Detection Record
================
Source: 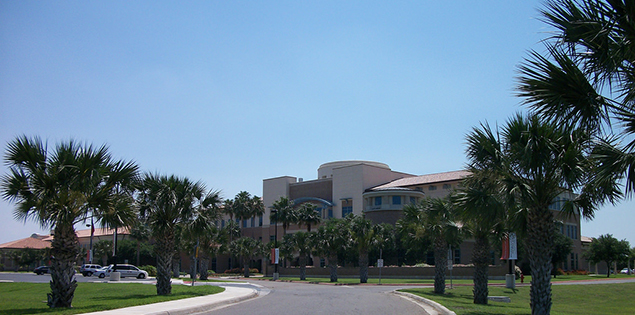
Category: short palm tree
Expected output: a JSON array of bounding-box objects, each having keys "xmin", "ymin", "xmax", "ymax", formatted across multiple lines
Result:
[
  {"xmin": 137, "ymin": 173, "xmax": 215, "ymax": 295},
  {"xmin": 348, "ymin": 214, "xmax": 382, "ymax": 283},
  {"xmin": 313, "ymin": 218, "xmax": 350, "ymax": 282},
  {"xmin": 404, "ymin": 196, "xmax": 461, "ymax": 294},
  {"xmin": 1, "ymin": 136, "xmax": 138, "ymax": 307},
  {"xmin": 283, "ymin": 231, "xmax": 314, "ymax": 280},
  {"xmin": 296, "ymin": 203, "xmax": 321, "ymax": 232},
  {"xmin": 455, "ymin": 170, "xmax": 507, "ymax": 304},
  {"xmin": 228, "ymin": 237, "xmax": 264, "ymax": 277}
]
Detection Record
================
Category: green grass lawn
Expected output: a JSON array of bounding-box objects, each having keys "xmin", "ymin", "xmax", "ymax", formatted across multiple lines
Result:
[
  {"xmin": 0, "ymin": 282, "xmax": 224, "ymax": 315},
  {"xmin": 400, "ymin": 282, "xmax": 635, "ymax": 315}
]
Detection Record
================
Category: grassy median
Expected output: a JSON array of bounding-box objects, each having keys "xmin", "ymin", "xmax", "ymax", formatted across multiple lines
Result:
[
  {"xmin": 400, "ymin": 282, "xmax": 635, "ymax": 315},
  {"xmin": 0, "ymin": 282, "xmax": 224, "ymax": 315}
]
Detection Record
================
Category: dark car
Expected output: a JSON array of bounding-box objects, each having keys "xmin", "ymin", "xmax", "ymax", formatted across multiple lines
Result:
[{"xmin": 34, "ymin": 266, "xmax": 49, "ymax": 275}]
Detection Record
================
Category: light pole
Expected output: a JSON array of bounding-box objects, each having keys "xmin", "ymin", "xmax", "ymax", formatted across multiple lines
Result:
[
  {"xmin": 87, "ymin": 217, "xmax": 94, "ymax": 263},
  {"xmin": 271, "ymin": 209, "xmax": 279, "ymax": 280}
]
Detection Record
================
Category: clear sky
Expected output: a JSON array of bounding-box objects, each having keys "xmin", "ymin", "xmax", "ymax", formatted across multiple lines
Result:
[{"xmin": 1, "ymin": 1, "xmax": 632, "ymax": 245}]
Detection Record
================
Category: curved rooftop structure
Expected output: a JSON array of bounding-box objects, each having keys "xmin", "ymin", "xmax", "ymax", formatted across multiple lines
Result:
[{"xmin": 318, "ymin": 160, "xmax": 390, "ymax": 179}]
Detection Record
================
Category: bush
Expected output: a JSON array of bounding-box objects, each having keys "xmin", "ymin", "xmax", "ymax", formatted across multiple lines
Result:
[
  {"xmin": 140, "ymin": 265, "xmax": 157, "ymax": 277},
  {"xmin": 564, "ymin": 269, "xmax": 589, "ymax": 276}
]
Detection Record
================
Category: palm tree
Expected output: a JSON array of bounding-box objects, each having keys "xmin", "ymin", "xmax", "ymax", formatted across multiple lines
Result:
[
  {"xmin": 270, "ymin": 197, "xmax": 297, "ymax": 236},
  {"xmin": 180, "ymin": 189, "xmax": 222, "ymax": 280},
  {"xmin": 1, "ymin": 136, "xmax": 138, "ymax": 308},
  {"xmin": 313, "ymin": 218, "xmax": 350, "ymax": 282},
  {"xmin": 129, "ymin": 222, "xmax": 151, "ymax": 267},
  {"xmin": 517, "ymin": 0, "xmax": 627, "ymax": 205},
  {"xmin": 137, "ymin": 173, "xmax": 215, "ymax": 295},
  {"xmin": 465, "ymin": 114, "xmax": 595, "ymax": 314},
  {"xmin": 224, "ymin": 191, "xmax": 264, "ymax": 268},
  {"xmin": 455, "ymin": 170, "xmax": 507, "ymax": 304},
  {"xmin": 199, "ymin": 227, "xmax": 224, "ymax": 279},
  {"xmin": 94, "ymin": 240, "xmax": 113, "ymax": 266},
  {"xmin": 404, "ymin": 196, "xmax": 461, "ymax": 294},
  {"xmin": 228, "ymin": 237, "xmax": 264, "ymax": 277},
  {"xmin": 348, "ymin": 214, "xmax": 382, "ymax": 283},
  {"xmin": 296, "ymin": 203, "xmax": 321, "ymax": 232},
  {"xmin": 282, "ymin": 231, "xmax": 314, "ymax": 280}
]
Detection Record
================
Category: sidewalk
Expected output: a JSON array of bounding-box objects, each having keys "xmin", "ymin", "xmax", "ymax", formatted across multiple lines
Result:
[{"xmin": 79, "ymin": 285, "xmax": 258, "ymax": 315}]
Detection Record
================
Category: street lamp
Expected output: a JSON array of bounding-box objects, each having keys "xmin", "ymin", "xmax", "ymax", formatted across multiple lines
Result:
[
  {"xmin": 86, "ymin": 217, "xmax": 94, "ymax": 263},
  {"xmin": 271, "ymin": 209, "xmax": 279, "ymax": 280}
]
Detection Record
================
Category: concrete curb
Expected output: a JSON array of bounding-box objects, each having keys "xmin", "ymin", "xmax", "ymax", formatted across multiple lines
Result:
[
  {"xmin": 79, "ymin": 286, "xmax": 258, "ymax": 315},
  {"xmin": 393, "ymin": 290, "xmax": 456, "ymax": 315}
]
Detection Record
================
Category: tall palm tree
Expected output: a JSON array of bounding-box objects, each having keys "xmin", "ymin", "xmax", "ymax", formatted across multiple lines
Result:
[
  {"xmin": 455, "ymin": 170, "xmax": 507, "ymax": 304},
  {"xmin": 270, "ymin": 196, "xmax": 297, "ymax": 236},
  {"xmin": 348, "ymin": 214, "xmax": 382, "ymax": 283},
  {"xmin": 1, "ymin": 136, "xmax": 138, "ymax": 308},
  {"xmin": 465, "ymin": 114, "xmax": 595, "ymax": 314},
  {"xmin": 296, "ymin": 203, "xmax": 321, "ymax": 232},
  {"xmin": 517, "ymin": 0, "xmax": 627, "ymax": 205},
  {"xmin": 94, "ymin": 240, "xmax": 113, "ymax": 266},
  {"xmin": 228, "ymin": 237, "xmax": 264, "ymax": 277},
  {"xmin": 137, "ymin": 173, "xmax": 215, "ymax": 295}
]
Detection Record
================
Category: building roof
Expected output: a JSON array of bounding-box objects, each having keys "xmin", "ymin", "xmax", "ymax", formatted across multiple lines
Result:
[
  {"xmin": 369, "ymin": 170, "xmax": 470, "ymax": 190},
  {"xmin": 0, "ymin": 234, "xmax": 51, "ymax": 250},
  {"xmin": 41, "ymin": 227, "xmax": 130, "ymax": 241}
]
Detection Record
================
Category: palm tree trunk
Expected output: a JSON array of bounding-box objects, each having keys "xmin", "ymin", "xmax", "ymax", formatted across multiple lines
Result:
[
  {"xmin": 243, "ymin": 257, "xmax": 250, "ymax": 278},
  {"xmin": 200, "ymin": 257, "xmax": 209, "ymax": 280},
  {"xmin": 155, "ymin": 235, "xmax": 175, "ymax": 295},
  {"xmin": 328, "ymin": 255, "xmax": 338, "ymax": 282},
  {"xmin": 48, "ymin": 224, "xmax": 79, "ymax": 308},
  {"xmin": 299, "ymin": 253, "xmax": 307, "ymax": 280},
  {"xmin": 526, "ymin": 208, "xmax": 554, "ymax": 315},
  {"xmin": 359, "ymin": 249, "xmax": 369, "ymax": 283},
  {"xmin": 433, "ymin": 237, "xmax": 448, "ymax": 294},
  {"xmin": 472, "ymin": 234, "xmax": 490, "ymax": 304}
]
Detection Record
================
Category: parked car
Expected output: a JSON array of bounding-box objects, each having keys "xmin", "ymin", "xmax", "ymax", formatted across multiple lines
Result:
[
  {"xmin": 93, "ymin": 266, "xmax": 111, "ymax": 278},
  {"xmin": 94, "ymin": 264, "xmax": 148, "ymax": 279},
  {"xmin": 620, "ymin": 268, "xmax": 634, "ymax": 274},
  {"xmin": 34, "ymin": 266, "xmax": 49, "ymax": 275},
  {"xmin": 79, "ymin": 264, "xmax": 102, "ymax": 277}
]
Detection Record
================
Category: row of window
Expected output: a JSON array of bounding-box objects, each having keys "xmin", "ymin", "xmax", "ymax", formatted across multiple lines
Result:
[
  {"xmin": 371, "ymin": 196, "xmax": 418, "ymax": 206},
  {"xmin": 218, "ymin": 216, "xmax": 264, "ymax": 229},
  {"xmin": 414, "ymin": 184, "xmax": 453, "ymax": 192}
]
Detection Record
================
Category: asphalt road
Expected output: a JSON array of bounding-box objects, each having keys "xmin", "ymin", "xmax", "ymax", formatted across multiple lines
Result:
[
  {"xmin": 205, "ymin": 280, "xmax": 430, "ymax": 315},
  {"xmin": 0, "ymin": 272, "xmax": 153, "ymax": 283}
]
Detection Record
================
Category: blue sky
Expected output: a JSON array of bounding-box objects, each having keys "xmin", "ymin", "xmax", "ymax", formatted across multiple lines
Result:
[{"xmin": 1, "ymin": 0, "xmax": 632, "ymax": 246}]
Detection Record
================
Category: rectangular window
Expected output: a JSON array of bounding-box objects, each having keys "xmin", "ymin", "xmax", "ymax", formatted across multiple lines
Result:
[
  {"xmin": 443, "ymin": 184, "xmax": 451, "ymax": 190},
  {"xmin": 429, "ymin": 185, "xmax": 437, "ymax": 191},
  {"xmin": 221, "ymin": 220, "xmax": 225, "ymax": 228},
  {"xmin": 375, "ymin": 197, "xmax": 382, "ymax": 206},
  {"xmin": 570, "ymin": 253, "xmax": 575, "ymax": 271},
  {"xmin": 270, "ymin": 235, "xmax": 275, "ymax": 242},
  {"xmin": 392, "ymin": 196, "xmax": 401, "ymax": 205},
  {"xmin": 251, "ymin": 217, "xmax": 255, "ymax": 227},
  {"xmin": 243, "ymin": 220, "xmax": 247, "ymax": 228},
  {"xmin": 454, "ymin": 248, "xmax": 461, "ymax": 264},
  {"xmin": 259, "ymin": 215, "xmax": 263, "ymax": 227},
  {"xmin": 328, "ymin": 208, "xmax": 333, "ymax": 218},
  {"xmin": 410, "ymin": 197, "xmax": 416, "ymax": 204},
  {"xmin": 342, "ymin": 206, "xmax": 353, "ymax": 217}
]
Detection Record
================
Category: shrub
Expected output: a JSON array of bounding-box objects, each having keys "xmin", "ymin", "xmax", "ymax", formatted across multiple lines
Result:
[{"xmin": 140, "ymin": 265, "xmax": 157, "ymax": 277}]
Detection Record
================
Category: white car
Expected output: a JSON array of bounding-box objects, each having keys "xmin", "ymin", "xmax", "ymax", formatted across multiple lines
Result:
[
  {"xmin": 620, "ymin": 268, "xmax": 634, "ymax": 274},
  {"xmin": 94, "ymin": 264, "xmax": 148, "ymax": 279}
]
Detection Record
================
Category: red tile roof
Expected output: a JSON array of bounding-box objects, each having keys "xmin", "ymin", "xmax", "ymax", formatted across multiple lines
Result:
[
  {"xmin": 0, "ymin": 234, "xmax": 51, "ymax": 249},
  {"xmin": 370, "ymin": 170, "xmax": 470, "ymax": 190}
]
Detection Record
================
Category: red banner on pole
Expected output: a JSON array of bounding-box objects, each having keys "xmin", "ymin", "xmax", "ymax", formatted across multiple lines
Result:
[{"xmin": 501, "ymin": 234, "xmax": 510, "ymax": 260}]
